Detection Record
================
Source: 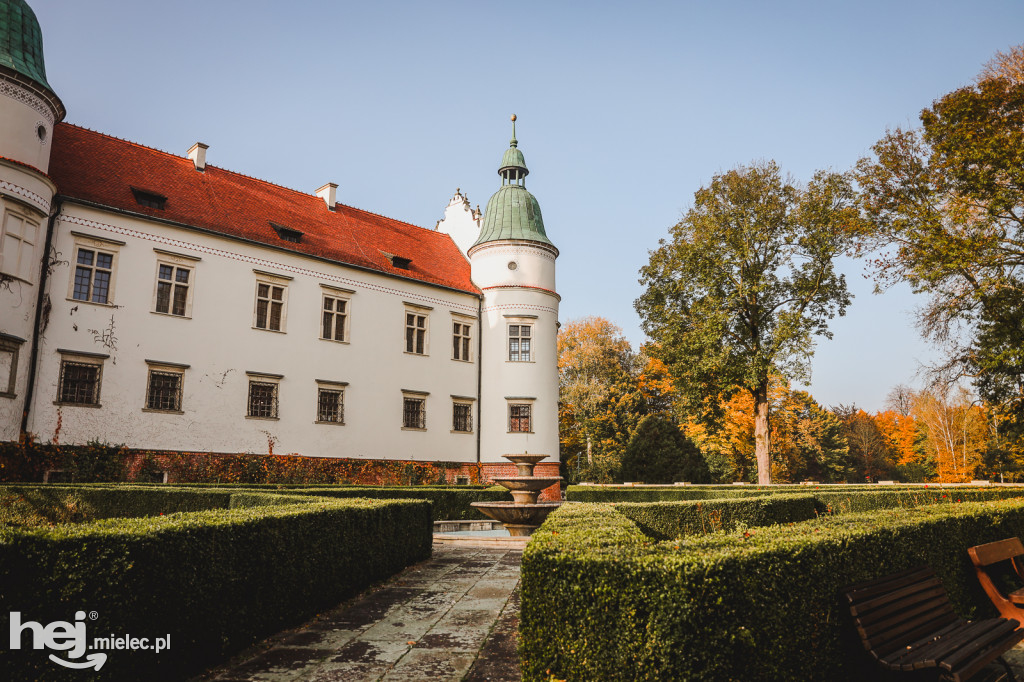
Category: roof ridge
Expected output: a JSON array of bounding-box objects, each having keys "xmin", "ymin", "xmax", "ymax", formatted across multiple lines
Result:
[{"xmin": 57, "ymin": 122, "xmax": 446, "ymax": 236}]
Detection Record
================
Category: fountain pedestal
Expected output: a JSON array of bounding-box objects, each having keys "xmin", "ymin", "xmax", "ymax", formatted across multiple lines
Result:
[{"xmin": 471, "ymin": 454, "xmax": 562, "ymax": 536}]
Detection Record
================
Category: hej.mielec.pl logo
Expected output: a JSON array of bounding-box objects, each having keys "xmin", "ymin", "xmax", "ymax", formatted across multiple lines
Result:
[{"xmin": 8, "ymin": 610, "xmax": 171, "ymax": 670}]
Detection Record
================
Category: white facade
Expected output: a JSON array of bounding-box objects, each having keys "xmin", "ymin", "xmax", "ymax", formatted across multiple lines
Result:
[
  {"xmin": 0, "ymin": 1, "xmax": 560, "ymax": 469},
  {"xmin": 27, "ymin": 202, "xmax": 482, "ymax": 463}
]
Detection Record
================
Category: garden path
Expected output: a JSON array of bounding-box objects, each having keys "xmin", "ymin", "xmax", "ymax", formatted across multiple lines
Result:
[{"xmin": 200, "ymin": 544, "xmax": 521, "ymax": 682}]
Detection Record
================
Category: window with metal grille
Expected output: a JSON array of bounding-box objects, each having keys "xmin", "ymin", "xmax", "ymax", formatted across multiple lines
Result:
[
  {"xmin": 508, "ymin": 324, "xmax": 532, "ymax": 362},
  {"xmin": 146, "ymin": 370, "xmax": 182, "ymax": 411},
  {"xmin": 255, "ymin": 282, "xmax": 286, "ymax": 331},
  {"xmin": 509, "ymin": 404, "xmax": 532, "ymax": 432},
  {"xmin": 452, "ymin": 322, "xmax": 471, "ymax": 361},
  {"xmin": 403, "ymin": 397, "xmax": 425, "ymax": 429},
  {"xmin": 322, "ymin": 295, "xmax": 348, "ymax": 342},
  {"xmin": 406, "ymin": 313, "xmax": 427, "ymax": 354},
  {"xmin": 155, "ymin": 264, "xmax": 191, "ymax": 316},
  {"xmin": 58, "ymin": 361, "xmax": 101, "ymax": 405},
  {"xmin": 453, "ymin": 403, "xmax": 472, "ymax": 432},
  {"xmin": 72, "ymin": 248, "xmax": 114, "ymax": 304},
  {"xmin": 248, "ymin": 381, "xmax": 278, "ymax": 418},
  {"xmin": 317, "ymin": 387, "xmax": 344, "ymax": 423}
]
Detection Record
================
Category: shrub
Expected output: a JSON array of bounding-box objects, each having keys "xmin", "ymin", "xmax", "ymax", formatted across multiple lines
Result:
[
  {"xmin": 612, "ymin": 494, "xmax": 820, "ymax": 538},
  {"xmin": 519, "ymin": 498, "xmax": 1024, "ymax": 681},
  {"xmin": 0, "ymin": 496, "xmax": 431, "ymax": 680},
  {"xmin": 619, "ymin": 414, "xmax": 710, "ymax": 484}
]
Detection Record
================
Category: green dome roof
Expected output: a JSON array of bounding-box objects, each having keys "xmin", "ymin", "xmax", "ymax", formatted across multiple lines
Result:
[
  {"xmin": 0, "ymin": 0, "xmax": 52, "ymax": 91},
  {"xmin": 473, "ymin": 117, "xmax": 554, "ymax": 249}
]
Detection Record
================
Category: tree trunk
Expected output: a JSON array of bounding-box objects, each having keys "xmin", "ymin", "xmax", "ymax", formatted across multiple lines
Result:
[{"xmin": 753, "ymin": 382, "xmax": 771, "ymax": 485}]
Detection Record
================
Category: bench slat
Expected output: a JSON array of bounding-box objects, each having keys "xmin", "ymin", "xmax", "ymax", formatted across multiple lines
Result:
[
  {"xmin": 968, "ymin": 538, "xmax": 1024, "ymax": 567},
  {"xmin": 940, "ymin": 619, "xmax": 1022, "ymax": 671}
]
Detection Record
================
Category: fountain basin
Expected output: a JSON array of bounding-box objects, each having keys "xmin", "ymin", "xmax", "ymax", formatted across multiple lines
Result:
[
  {"xmin": 503, "ymin": 454, "xmax": 552, "ymax": 476},
  {"xmin": 470, "ymin": 501, "xmax": 562, "ymax": 536},
  {"xmin": 491, "ymin": 476, "xmax": 562, "ymax": 492}
]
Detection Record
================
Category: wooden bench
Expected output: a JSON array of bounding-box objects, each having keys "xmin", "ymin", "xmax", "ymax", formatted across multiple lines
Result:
[
  {"xmin": 843, "ymin": 565, "xmax": 1024, "ymax": 681},
  {"xmin": 969, "ymin": 538, "xmax": 1024, "ymax": 624}
]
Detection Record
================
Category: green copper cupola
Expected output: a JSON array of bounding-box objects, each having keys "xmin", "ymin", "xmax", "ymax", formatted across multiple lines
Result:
[
  {"xmin": 473, "ymin": 115, "xmax": 554, "ymax": 248},
  {"xmin": 0, "ymin": 0, "xmax": 53, "ymax": 92}
]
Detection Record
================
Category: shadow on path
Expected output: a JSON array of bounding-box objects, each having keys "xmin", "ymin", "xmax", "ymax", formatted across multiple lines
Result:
[{"xmin": 196, "ymin": 544, "xmax": 522, "ymax": 682}]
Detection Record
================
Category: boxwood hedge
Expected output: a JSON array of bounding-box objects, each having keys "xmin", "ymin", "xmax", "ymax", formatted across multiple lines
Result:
[
  {"xmin": 520, "ymin": 499, "xmax": 1024, "ymax": 681},
  {"xmin": 612, "ymin": 493, "xmax": 821, "ymax": 538},
  {"xmin": 0, "ymin": 495, "xmax": 431, "ymax": 680},
  {"xmin": 273, "ymin": 485, "xmax": 509, "ymax": 520}
]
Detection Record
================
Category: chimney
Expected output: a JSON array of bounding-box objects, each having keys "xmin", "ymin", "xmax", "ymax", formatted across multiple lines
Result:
[
  {"xmin": 316, "ymin": 183, "xmax": 338, "ymax": 210},
  {"xmin": 187, "ymin": 142, "xmax": 209, "ymax": 171}
]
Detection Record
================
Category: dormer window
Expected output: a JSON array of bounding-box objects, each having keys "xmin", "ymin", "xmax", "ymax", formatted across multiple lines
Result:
[
  {"xmin": 381, "ymin": 252, "xmax": 411, "ymax": 270},
  {"xmin": 271, "ymin": 223, "xmax": 303, "ymax": 244},
  {"xmin": 131, "ymin": 188, "xmax": 167, "ymax": 210}
]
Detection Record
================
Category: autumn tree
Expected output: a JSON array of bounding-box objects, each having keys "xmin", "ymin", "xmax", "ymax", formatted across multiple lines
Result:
[
  {"xmin": 911, "ymin": 384, "xmax": 989, "ymax": 482},
  {"xmin": 833, "ymin": 405, "xmax": 897, "ymax": 482},
  {"xmin": 636, "ymin": 161, "xmax": 862, "ymax": 484},
  {"xmin": 557, "ymin": 317, "xmax": 644, "ymax": 481},
  {"xmin": 856, "ymin": 62, "xmax": 1024, "ymax": 407}
]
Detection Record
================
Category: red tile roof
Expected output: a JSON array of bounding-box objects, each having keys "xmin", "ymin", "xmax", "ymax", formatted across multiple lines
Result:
[{"xmin": 47, "ymin": 123, "xmax": 478, "ymax": 295}]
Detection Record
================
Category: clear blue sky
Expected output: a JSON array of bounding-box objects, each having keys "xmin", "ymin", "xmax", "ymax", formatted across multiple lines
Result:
[{"xmin": 29, "ymin": 0, "xmax": 1024, "ymax": 411}]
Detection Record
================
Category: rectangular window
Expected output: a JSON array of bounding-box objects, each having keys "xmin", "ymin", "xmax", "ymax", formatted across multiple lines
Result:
[
  {"xmin": 509, "ymin": 324, "xmax": 532, "ymax": 362},
  {"xmin": 154, "ymin": 264, "xmax": 192, "ymax": 316},
  {"xmin": 403, "ymin": 397, "xmax": 426, "ymax": 429},
  {"xmin": 0, "ymin": 334, "xmax": 23, "ymax": 398},
  {"xmin": 452, "ymin": 322, "xmax": 472, "ymax": 361},
  {"xmin": 405, "ymin": 312, "xmax": 427, "ymax": 354},
  {"xmin": 321, "ymin": 295, "xmax": 348, "ymax": 342},
  {"xmin": 247, "ymin": 380, "xmax": 279, "ymax": 419},
  {"xmin": 145, "ymin": 366, "xmax": 184, "ymax": 412},
  {"xmin": 453, "ymin": 402, "xmax": 472, "ymax": 433},
  {"xmin": 254, "ymin": 281, "xmax": 287, "ymax": 331},
  {"xmin": 317, "ymin": 387, "xmax": 345, "ymax": 423},
  {"xmin": 72, "ymin": 248, "xmax": 114, "ymax": 304},
  {"xmin": 1, "ymin": 210, "xmax": 40, "ymax": 282},
  {"xmin": 56, "ymin": 354, "xmax": 106, "ymax": 406},
  {"xmin": 509, "ymin": 404, "xmax": 532, "ymax": 433}
]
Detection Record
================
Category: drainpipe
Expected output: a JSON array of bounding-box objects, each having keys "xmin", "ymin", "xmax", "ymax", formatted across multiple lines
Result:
[{"xmin": 20, "ymin": 197, "xmax": 62, "ymax": 437}]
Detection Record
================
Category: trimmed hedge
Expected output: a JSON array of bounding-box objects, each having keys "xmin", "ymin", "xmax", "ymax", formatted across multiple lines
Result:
[
  {"xmin": 519, "ymin": 498, "xmax": 1024, "ymax": 681},
  {"xmin": 274, "ymin": 485, "xmax": 509, "ymax": 520},
  {"xmin": 612, "ymin": 494, "xmax": 821, "ymax": 538},
  {"xmin": 0, "ymin": 496, "xmax": 432, "ymax": 680},
  {"xmin": 0, "ymin": 485, "xmax": 234, "ymax": 523}
]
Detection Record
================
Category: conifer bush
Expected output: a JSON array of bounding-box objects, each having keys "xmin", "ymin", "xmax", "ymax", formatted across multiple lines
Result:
[{"xmin": 618, "ymin": 414, "xmax": 711, "ymax": 484}]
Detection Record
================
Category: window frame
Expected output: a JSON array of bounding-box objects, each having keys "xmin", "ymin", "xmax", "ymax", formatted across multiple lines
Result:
[
  {"xmin": 451, "ymin": 396, "xmax": 474, "ymax": 434},
  {"xmin": 54, "ymin": 350, "xmax": 108, "ymax": 408},
  {"xmin": 0, "ymin": 333, "xmax": 25, "ymax": 398},
  {"xmin": 403, "ymin": 303, "xmax": 432, "ymax": 356},
  {"xmin": 401, "ymin": 390, "xmax": 428, "ymax": 431},
  {"xmin": 252, "ymin": 270, "xmax": 292, "ymax": 333},
  {"xmin": 67, "ymin": 233, "xmax": 124, "ymax": 307},
  {"xmin": 508, "ymin": 399, "xmax": 534, "ymax": 433},
  {"xmin": 151, "ymin": 250, "xmax": 200, "ymax": 319},
  {"xmin": 506, "ymin": 318, "xmax": 535, "ymax": 363},
  {"xmin": 0, "ymin": 206, "xmax": 42, "ymax": 283},
  {"xmin": 143, "ymin": 360, "xmax": 188, "ymax": 414},
  {"xmin": 315, "ymin": 379, "xmax": 348, "ymax": 425},
  {"xmin": 320, "ymin": 286, "xmax": 353, "ymax": 344},
  {"xmin": 246, "ymin": 372, "xmax": 282, "ymax": 420},
  {"xmin": 451, "ymin": 314, "xmax": 474, "ymax": 362}
]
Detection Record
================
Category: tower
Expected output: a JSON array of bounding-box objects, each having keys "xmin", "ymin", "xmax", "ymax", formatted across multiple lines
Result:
[
  {"xmin": 470, "ymin": 116, "xmax": 560, "ymax": 470},
  {"xmin": 0, "ymin": 0, "xmax": 65, "ymax": 440}
]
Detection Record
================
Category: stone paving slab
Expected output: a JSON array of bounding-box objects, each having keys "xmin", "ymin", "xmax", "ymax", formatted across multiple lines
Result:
[{"xmin": 199, "ymin": 544, "xmax": 522, "ymax": 682}]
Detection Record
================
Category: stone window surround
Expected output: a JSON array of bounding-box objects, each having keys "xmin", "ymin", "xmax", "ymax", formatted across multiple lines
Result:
[
  {"xmin": 404, "ymin": 302, "xmax": 432, "ymax": 356},
  {"xmin": 246, "ymin": 371, "xmax": 283, "ymax": 420},
  {"xmin": 142, "ymin": 359, "xmax": 189, "ymax": 414},
  {"xmin": 0, "ymin": 333, "xmax": 25, "ymax": 398},
  {"xmin": 320, "ymin": 284, "xmax": 354, "ymax": 344},
  {"xmin": 54, "ymin": 349, "xmax": 109, "ymax": 408},
  {"xmin": 150, "ymin": 249, "xmax": 200, "ymax": 319},
  {"xmin": 66, "ymin": 232, "xmax": 125, "ymax": 307},
  {"xmin": 504, "ymin": 314, "xmax": 537, "ymax": 363},
  {"xmin": 451, "ymin": 394, "xmax": 475, "ymax": 434},
  {"xmin": 252, "ymin": 269, "xmax": 292, "ymax": 333},
  {"xmin": 315, "ymin": 378, "xmax": 349, "ymax": 425}
]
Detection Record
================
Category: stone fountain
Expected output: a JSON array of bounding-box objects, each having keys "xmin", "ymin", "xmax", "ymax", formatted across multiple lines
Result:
[{"xmin": 471, "ymin": 454, "xmax": 562, "ymax": 536}]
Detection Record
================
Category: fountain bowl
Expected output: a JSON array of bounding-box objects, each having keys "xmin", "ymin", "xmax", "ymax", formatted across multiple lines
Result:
[{"xmin": 470, "ymin": 501, "xmax": 562, "ymax": 536}]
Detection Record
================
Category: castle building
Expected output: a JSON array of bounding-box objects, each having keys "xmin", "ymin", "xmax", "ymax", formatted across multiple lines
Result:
[{"xmin": 0, "ymin": 0, "xmax": 560, "ymax": 488}]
